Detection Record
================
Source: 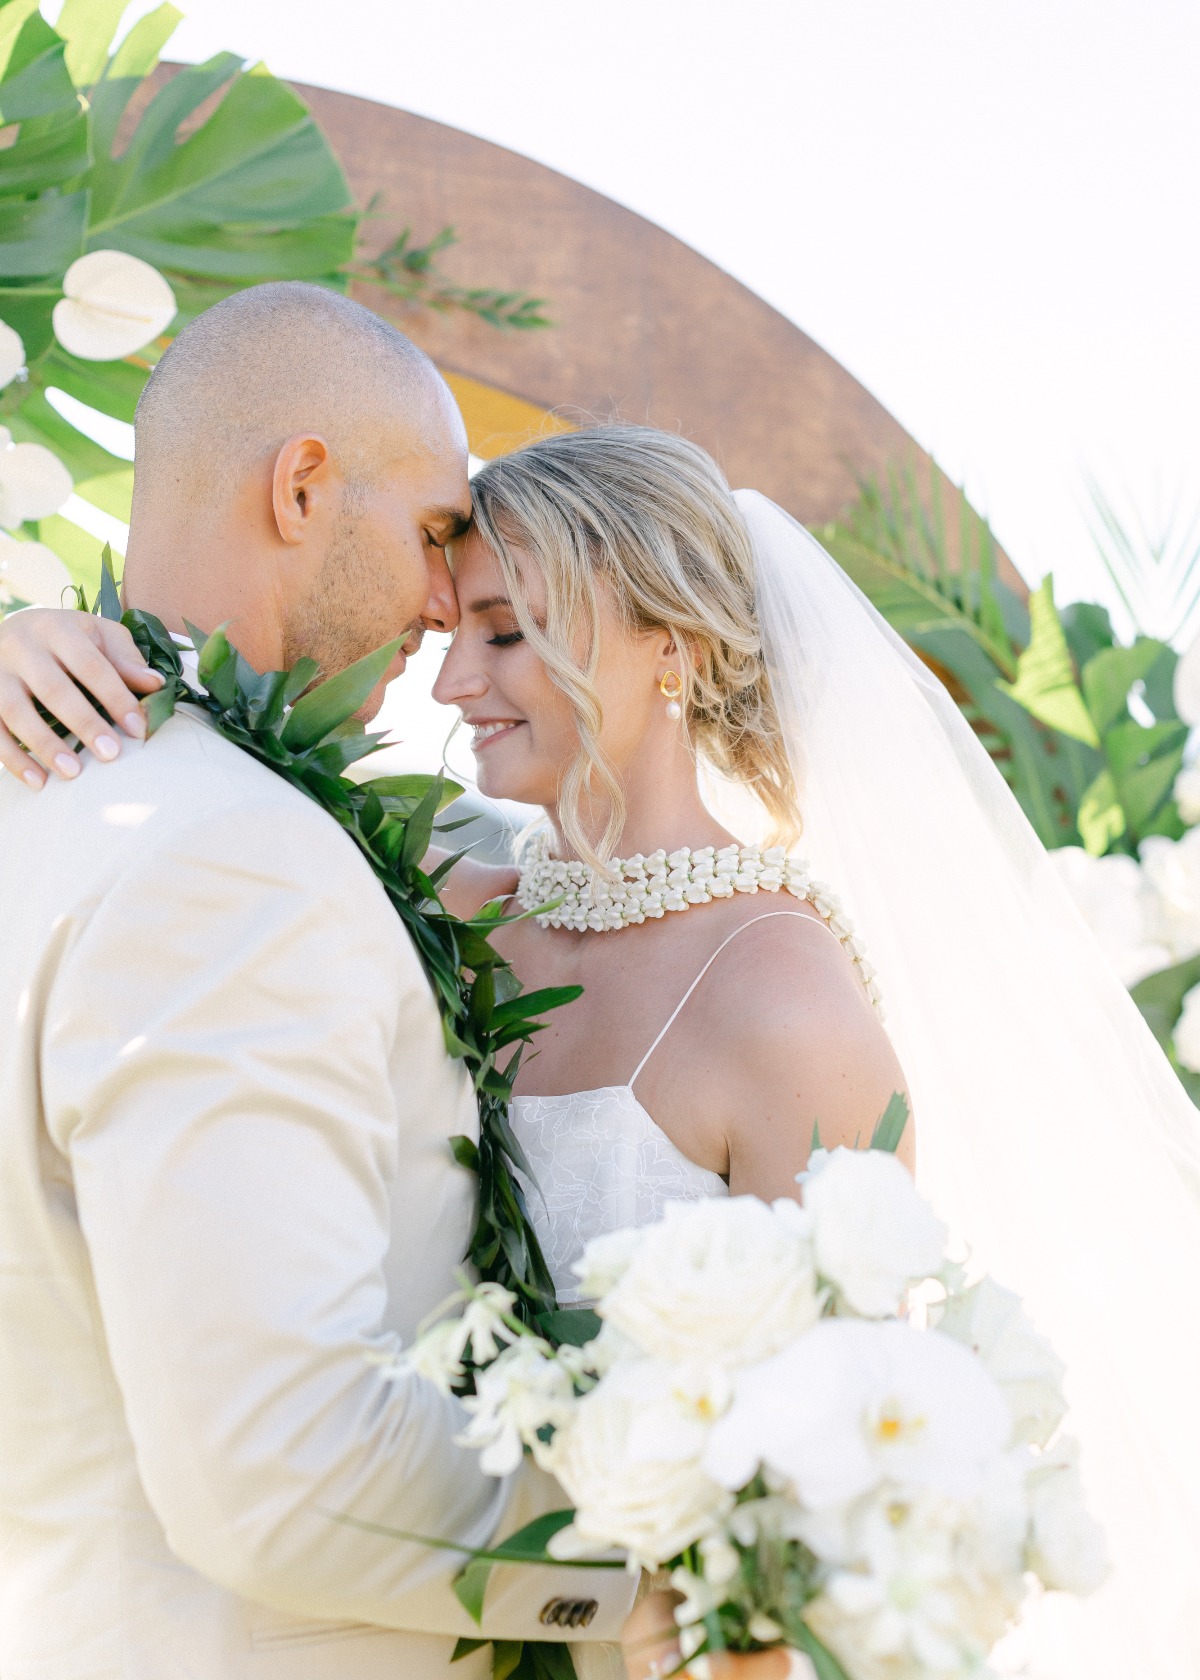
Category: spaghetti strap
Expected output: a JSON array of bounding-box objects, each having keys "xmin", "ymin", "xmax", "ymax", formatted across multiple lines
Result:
[{"xmin": 627, "ymin": 909, "xmax": 841, "ymax": 1091}]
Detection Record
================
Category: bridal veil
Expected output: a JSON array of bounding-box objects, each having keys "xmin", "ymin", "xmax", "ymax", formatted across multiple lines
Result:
[{"xmin": 729, "ymin": 489, "xmax": 1200, "ymax": 1680}]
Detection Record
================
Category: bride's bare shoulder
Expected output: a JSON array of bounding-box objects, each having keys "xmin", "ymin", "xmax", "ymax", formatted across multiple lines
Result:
[{"xmin": 693, "ymin": 905, "xmax": 913, "ymax": 1183}]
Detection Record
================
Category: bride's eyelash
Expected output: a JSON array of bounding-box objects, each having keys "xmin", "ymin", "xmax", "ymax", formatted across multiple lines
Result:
[{"xmin": 488, "ymin": 632, "xmax": 524, "ymax": 647}]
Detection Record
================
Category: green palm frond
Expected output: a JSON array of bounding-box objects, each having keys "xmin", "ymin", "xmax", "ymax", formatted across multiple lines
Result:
[{"xmin": 1085, "ymin": 479, "xmax": 1200, "ymax": 649}]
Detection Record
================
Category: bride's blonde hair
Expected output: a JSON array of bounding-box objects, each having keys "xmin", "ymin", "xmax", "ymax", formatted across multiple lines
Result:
[{"xmin": 467, "ymin": 425, "xmax": 800, "ymax": 867}]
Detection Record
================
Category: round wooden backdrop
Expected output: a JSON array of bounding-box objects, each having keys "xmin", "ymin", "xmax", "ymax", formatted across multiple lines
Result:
[{"xmin": 292, "ymin": 85, "xmax": 1022, "ymax": 591}]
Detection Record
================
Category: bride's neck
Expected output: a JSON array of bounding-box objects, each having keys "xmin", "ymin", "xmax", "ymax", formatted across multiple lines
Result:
[{"xmin": 545, "ymin": 737, "xmax": 735, "ymax": 863}]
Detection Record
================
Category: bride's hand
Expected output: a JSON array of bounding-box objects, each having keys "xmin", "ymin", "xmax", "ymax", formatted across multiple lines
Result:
[
  {"xmin": 622, "ymin": 1593, "xmax": 805, "ymax": 1678},
  {"xmin": 0, "ymin": 607, "xmax": 164, "ymax": 789}
]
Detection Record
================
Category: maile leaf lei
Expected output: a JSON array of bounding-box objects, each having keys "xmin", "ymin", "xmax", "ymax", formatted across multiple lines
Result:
[{"xmin": 84, "ymin": 549, "xmax": 569, "ymax": 1328}]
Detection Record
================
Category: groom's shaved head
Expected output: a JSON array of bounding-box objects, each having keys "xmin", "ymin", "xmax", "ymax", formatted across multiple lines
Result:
[
  {"xmin": 124, "ymin": 282, "xmax": 469, "ymax": 686},
  {"xmin": 134, "ymin": 282, "xmax": 448, "ymax": 505}
]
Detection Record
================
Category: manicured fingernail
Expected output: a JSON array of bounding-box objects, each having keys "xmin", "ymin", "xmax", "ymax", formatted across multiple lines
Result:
[
  {"xmin": 124, "ymin": 710, "xmax": 147, "ymax": 739},
  {"xmin": 53, "ymin": 752, "xmax": 80, "ymax": 779},
  {"xmin": 93, "ymin": 734, "xmax": 120, "ymax": 762},
  {"xmin": 22, "ymin": 768, "xmax": 44, "ymax": 790}
]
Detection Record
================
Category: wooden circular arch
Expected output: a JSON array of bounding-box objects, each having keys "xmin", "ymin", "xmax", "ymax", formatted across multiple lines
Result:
[{"xmin": 295, "ymin": 84, "xmax": 1022, "ymax": 593}]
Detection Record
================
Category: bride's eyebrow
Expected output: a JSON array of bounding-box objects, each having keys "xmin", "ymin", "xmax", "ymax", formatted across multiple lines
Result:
[{"xmin": 468, "ymin": 594, "xmax": 515, "ymax": 613}]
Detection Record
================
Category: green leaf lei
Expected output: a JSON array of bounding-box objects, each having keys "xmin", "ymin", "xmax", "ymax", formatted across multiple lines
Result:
[{"xmin": 86, "ymin": 551, "xmax": 570, "ymax": 1329}]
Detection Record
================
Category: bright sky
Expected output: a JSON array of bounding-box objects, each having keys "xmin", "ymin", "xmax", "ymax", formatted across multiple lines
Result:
[{"xmin": 92, "ymin": 0, "xmax": 1199, "ymax": 640}]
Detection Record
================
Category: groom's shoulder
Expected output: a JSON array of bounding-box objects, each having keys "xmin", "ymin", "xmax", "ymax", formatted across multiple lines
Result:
[{"xmin": 0, "ymin": 708, "xmax": 375, "ymax": 899}]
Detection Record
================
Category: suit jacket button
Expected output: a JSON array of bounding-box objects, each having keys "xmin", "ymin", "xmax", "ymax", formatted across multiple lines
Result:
[{"xmin": 539, "ymin": 1597, "xmax": 599, "ymax": 1628}]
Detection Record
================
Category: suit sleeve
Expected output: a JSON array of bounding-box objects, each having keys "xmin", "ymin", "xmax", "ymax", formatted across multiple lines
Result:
[{"xmin": 41, "ymin": 795, "xmax": 634, "ymax": 1639}]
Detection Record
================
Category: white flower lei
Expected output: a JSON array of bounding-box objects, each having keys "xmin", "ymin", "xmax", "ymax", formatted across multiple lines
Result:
[{"xmin": 516, "ymin": 834, "xmax": 882, "ymax": 1011}]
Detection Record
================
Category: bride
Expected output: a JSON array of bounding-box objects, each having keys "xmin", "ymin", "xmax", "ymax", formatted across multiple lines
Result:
[{"xmin": 2, "ymin": 425, "xmax": 1199, "ymax": 1680}]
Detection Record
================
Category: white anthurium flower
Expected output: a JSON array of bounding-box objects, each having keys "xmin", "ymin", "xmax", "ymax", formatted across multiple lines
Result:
[
  {"xmin": 703, "ymin": 1319, "xmax": 1012, "ymax": 1511},
  {"xmin": 0, "ymin": 429, "xmax": 73, "ymax": 530},
  {"xmin": 1175, "ymin": 763, "xmax": 1200, "ymax": 828},
  {"xmin": 1140, "ymin": 827, "xmax": 1200, "ymax": 964},
  {"xmin": 935, "ymin": 1277, "xmax": 1067, "ymax": 1448},
  {"xmin": 52, "ymin": 250, "xmax": 176, "ymax": 362},
  {"xmin": 1174, "ymin": 634, "xmax": 1200, "ymax": 728},
  {"xmin": 547, "ymin": 1356, "xmax": 734, "ymax": 1569},
  {"xmin": 0, "ymin": 320, "xmax": 25, "ymax": 389},
  {"xmin": 1025, "ymin": 1436, "xmax": 1109, "ymax": 1595},
  {"xmin": 802, "ymin": 1147, "xmax": 947, "ymax": 1318},
  {"xmin": 592, "ymin": 1195, "xmax": 822, "ymax": 1368},
  {"xmin": 1048, "ymin": 845, "xmax": 1172, "ymax": 987},
  {"xmin": 0, "ymin": 533, "xmax": 72, "ymax": 608},
  {"xmin": 1173, "ymin": 981, "xmax": 1200, "ymax": 1074}
]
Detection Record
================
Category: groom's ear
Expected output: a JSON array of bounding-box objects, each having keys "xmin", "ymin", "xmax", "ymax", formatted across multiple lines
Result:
[{"xmin": 271, "ymin": 433, "xmax": 332, "ymax": 545}]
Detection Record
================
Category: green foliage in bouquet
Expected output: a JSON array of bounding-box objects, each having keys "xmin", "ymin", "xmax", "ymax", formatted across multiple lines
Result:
[
  {"xmin": 821, "ymin": 468, "xmax": 1188, "ymax": 857},
  {"xmin": 0, "ymin": 0, "xmax": 545, "ymax": 594}
]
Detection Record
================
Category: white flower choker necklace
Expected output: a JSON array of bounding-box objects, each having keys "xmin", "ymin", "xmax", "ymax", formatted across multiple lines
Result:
[{"xmin": 516, "ymin": 834, "xmax": 882, "ymax": 1011}]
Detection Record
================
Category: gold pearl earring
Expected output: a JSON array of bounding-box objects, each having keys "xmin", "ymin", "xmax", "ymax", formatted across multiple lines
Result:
[{"xmin": 659, "ymin": 670, "xmax": 683, "ymax": 721}]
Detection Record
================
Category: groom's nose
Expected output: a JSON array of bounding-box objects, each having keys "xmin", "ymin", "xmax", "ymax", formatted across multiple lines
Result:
[{"xmin": 420, "ymin": 545, "xmax": 460, "ymax": 634}]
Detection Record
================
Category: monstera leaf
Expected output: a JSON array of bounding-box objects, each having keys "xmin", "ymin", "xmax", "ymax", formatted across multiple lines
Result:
[{"xmin": 0, "ymin": 0, "xmax": 358, "ymax": 593}]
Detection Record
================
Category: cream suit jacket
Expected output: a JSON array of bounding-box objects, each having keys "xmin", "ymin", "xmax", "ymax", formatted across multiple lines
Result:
[{"xmin": 0, "ymin": 710, "xmax": 631, "ymax": 1679}]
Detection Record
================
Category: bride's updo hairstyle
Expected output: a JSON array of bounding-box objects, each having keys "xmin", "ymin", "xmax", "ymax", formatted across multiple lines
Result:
[{"xmin": 467, "ymin": 425, "xmax": 800, "ymax": 867}]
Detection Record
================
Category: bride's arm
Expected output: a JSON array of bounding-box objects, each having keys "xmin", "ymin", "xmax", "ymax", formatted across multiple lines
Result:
[
  {"xmin": 0, "ymin": 606, "xmax": 164, "ymax": 786},
  {"xmin": 712, "ymin": 913, "xmax": 913, "ymax": 1196}
]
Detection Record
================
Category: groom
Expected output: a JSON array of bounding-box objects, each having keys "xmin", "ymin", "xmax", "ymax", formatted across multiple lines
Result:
[{"xmin": 0, "ymin": 285, "xmax": 633, "ymax": 1678}]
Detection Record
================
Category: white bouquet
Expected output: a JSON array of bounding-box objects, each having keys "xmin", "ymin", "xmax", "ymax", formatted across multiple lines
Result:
[{"xmin": 396, "ymin": 1146, "xmax": 1106, "ymax": 1680}]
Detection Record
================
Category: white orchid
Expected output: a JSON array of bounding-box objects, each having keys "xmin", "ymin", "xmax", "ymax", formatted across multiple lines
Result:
[
  {"xmin": 593, "ymin": 1195, "xmax": 822, "ymax": 1368},
  {"xmin": 802, "ymin": 1147, "xmax": 947, "ymax": 1318},
  {"xmin": 1173, "ymin": 981, "xmax": 1200, "ymax": 1073},
  {"xmin": 805, "ymin": 1483, "xmax": 1024, "ymax": 1680},
  {"xmin": 53, "ymin": 250, "xmax": 176, "ymax": 362},
  {"xmin": 1048, "ymin": 844, "xmax": 1172, "ymax": 986},
  {"xmin": 0, "ymin": 534, "xmax": 72, "ymax": 609},
  {"xmin": 0, "ymin": 320, "xmax": 25, "ymax": 389},
  {"xmin": 456, "ymin": 1338, "xmax": 574, "ymax": 1476},
  {"xmin": 0, "ymin": 428, "xmax": 73, "ymax": 531},
  {"xmin": 386, "ymin": 1279, "xmax": 519, "ymax": 1395},
  {"xmin": 703, "ymin": 1319, "xmax": 1012, "ymax": 1510},
  {"xmin": 936, "ymin": 1277, "xmax": 1067, "ymax": 1448}
]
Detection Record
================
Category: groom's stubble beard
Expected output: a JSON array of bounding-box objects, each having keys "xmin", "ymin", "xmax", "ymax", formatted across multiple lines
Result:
[{"xmin": 282, "ymin": 489, "xmax": 415, "ymax": 686}]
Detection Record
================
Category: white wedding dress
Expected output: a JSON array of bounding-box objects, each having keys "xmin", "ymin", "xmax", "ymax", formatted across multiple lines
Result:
[{"xmin": 508, "ymin": 913, "xmax": 824, "ymax": 1302}]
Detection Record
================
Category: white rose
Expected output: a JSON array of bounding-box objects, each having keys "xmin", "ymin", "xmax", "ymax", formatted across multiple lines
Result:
[
  {"xmin": 571, "ymin": 1224, "xmax": 643, "ymax": 1300},
  {"xmin": 1174, "ymin": 764, "xmax": 1200, "ymax": 828},
  {"xmin": 1173, "ymin": 980, "xmax": 1200, "ymax": 1074},
  {"xmin": 1026, "ymin": 1436, "xmax": 1109, "ymax": 1595},
  {"xmin": 1141, "ymin": 828, "xmax": 1200, "ymax": 964},
  {"xmin": 597, "ymin": 1196, "xmax": 822, "ymax": 1367},
  {"xmin": 548, "ymin": 1357, "xmax": 734, "ymax": 1568},
  {"xmin": 936, "ymin": 1277, "xmax": 1067, "ymax": 1447},
  {"xmin": 802, "ymin": 1147, "xmax": 946, "ymax": 1317},
  {"xmin": 703, "ymin": 1319, "xmax": 1012, "ymax": 1510},
  {"xmin": 1048, "ymin": 845, "xmax": 1171, "ymax": 986}
]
